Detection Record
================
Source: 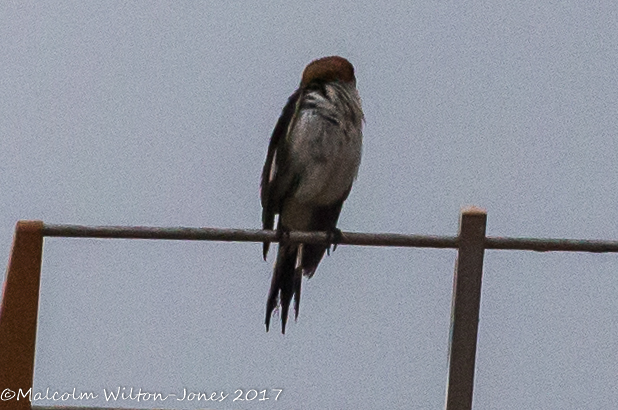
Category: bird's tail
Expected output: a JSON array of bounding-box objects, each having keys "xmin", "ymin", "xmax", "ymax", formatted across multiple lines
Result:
[
  {"xmin": 299, "ymin": 243, "xmax": 328, "ymax": 278},
  {"xmin": 265, "ymin": 243, "xmax": 302, "ymax": 334}
]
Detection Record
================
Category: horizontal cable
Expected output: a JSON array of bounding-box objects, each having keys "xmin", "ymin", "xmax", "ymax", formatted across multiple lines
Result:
[
  {"xmin": 41, "ymin": 224, "xmax": 618, "ymax": 253},
  {"xmin": 41, "ymin": 224, "xmax": 458, "ymax": 248},
  {"xmin": 485, "ymin": 237, "xmax": 618, "ymax": 253}
]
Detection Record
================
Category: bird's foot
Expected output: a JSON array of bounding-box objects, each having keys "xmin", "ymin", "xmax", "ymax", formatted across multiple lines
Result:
[{"xmin": 326, "ymin": 228, "xmax": 343, "ymax": 256}]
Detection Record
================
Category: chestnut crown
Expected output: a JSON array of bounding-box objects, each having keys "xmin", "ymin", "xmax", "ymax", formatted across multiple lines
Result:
[{"xmin": 300, "ymin": 56, "xmax": 356, "ymax": 87}]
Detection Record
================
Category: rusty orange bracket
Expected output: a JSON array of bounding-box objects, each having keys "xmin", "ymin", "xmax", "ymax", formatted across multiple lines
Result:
[{"xmin": 0, "ymin": 221, "xmax": 44, "ymax": 410}]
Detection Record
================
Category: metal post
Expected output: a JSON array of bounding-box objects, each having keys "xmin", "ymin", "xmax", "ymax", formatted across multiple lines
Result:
[
  {"xmin": 0, "ymin": 221, "xmax": 44, "ymax": 410},
  {"xmin": 445, "ymin": 208, "xmax": 487, "ymax": 410}
]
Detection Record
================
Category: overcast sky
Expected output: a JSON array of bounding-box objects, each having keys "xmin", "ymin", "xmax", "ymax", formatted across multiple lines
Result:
[{"xmin": 2, "ymin": 1, "xmax": 618, "ymax": 409}]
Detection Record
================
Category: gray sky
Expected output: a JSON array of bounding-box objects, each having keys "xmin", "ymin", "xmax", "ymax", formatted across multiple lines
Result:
[{"xmin": 2, "ymin": 1, "xmax": 618, "ymax": 409}]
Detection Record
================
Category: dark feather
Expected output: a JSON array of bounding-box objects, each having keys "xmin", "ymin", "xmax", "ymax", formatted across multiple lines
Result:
[
  {"xmin": 301, "ymin": 198, "xmax": 346, "ymax": 277},
  {"xmin": 260, "ymin": 89, "xmax": 302, "ymax": 259},
  {"xmin": 265, "ymin": 243, "xmax": 298, "ymax": 334}
]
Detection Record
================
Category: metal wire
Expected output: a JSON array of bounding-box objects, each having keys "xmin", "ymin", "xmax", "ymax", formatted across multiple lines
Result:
[
  {"xmin": 41, "ymin": 224, "xmax": 618, "ymax": 253},
  {"xmin": 485, "ymin": 237, "xmax": 618, "ymax": 253}
]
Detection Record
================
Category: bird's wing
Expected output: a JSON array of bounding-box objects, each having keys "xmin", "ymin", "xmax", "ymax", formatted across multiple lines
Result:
[{"xmin": 260, "ymin": 89, "xmax": 302, "ymax": 258}]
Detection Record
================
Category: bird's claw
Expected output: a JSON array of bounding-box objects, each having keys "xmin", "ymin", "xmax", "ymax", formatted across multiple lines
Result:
[{"xmin": 326, "ymin": 228, "xmax": 342, "ymax": 255}]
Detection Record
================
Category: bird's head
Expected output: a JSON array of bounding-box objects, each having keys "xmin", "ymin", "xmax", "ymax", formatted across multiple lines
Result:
[{"xmin": 300, "ymin": 56, "xmax": 356, "ymax": 87}]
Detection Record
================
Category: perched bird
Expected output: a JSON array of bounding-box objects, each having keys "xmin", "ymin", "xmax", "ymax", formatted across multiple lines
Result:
[{"xmin": 260, "ymin": 56, "xmax": 364, "ymax": 333}]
